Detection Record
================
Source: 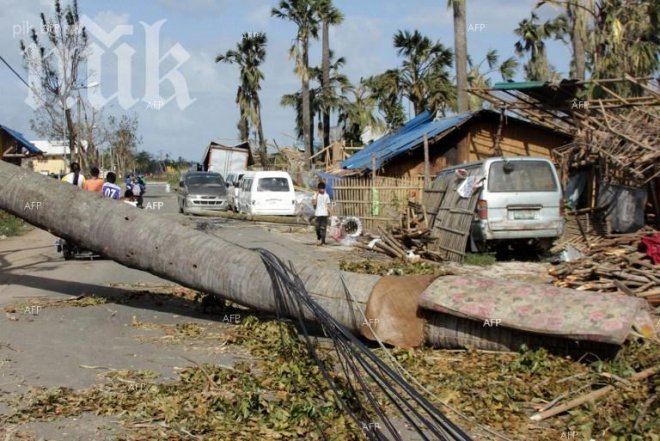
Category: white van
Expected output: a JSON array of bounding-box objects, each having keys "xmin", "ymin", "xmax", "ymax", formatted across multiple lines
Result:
[
  {"xmin": 225, "ymin": 171, "xmax": 245, "ymax": 212},
  {"xmin": 436, "ymin": 157, "xmax": 565, "ymax": 252},
  {"xmin": 237, "ymin": 171, "xmax": 296, "ymax": 216}
]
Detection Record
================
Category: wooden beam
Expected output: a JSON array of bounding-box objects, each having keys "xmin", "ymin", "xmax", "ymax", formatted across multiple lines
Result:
[{"xmin": 423, "ymin": 134, "xmax": 430, "ymax": 189}]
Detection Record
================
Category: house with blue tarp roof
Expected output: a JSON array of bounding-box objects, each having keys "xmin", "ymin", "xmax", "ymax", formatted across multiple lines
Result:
[
  {"xmin": 0, "ymin": 124, "xmax": 43, "ymax": 167},
  {"xmin": 338, "ymin": 109, "xmax": 571, "ymax": 179}
]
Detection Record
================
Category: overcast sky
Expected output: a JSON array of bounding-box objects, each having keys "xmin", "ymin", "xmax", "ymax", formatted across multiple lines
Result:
[{"xmin": 0, "ymin": 0, "xmax": 570, "ymax": 162}]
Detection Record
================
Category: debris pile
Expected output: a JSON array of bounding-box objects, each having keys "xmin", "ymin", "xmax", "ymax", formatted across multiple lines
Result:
[
  {"xmin": 356, "ymin": 201, "xmax": 445, "ymax": 262},
  {"xmin": 549, "ymin": 228, "xmax": 660, "ymax": 306},
  {"xmin": 555, "ymin": 107, "xmax": 660, "ymax": 187}
]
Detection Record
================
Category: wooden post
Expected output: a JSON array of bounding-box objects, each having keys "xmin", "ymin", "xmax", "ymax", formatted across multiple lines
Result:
[
  {"xmin": 371, "ymin": 154, "xmax": 377, "ymax": 221},
  {"xmin": 423, "ymin": 134, "xmax": 430, "ymax": 189}
]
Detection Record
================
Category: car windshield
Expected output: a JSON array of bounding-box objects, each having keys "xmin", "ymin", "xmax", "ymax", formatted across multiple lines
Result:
[
  {"xmin": 257, "ymin": 177, "xmax": 290, "ymax": 192},
  {"xmin": 488, "ymin": 160, "xmax": 557, "ymax": 192},
  {"xmin": 186, "ymin": 174, "xmax": 224, "ymax": 186}
]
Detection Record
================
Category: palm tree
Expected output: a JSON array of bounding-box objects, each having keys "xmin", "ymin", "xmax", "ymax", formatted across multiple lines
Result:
[
  {"xmin": 589, "ymin": 0, "xmax": 658, "ymax": 81},
  {"xmin": 448, "ymin": 0, "xmax": 469, "ymax": 112},
  {"xmin": 2, "ymin": 159, "xmax": 594, "ymax": 352},
  {"xmin": 318, "ymin": 0, "xmax": 343, "ymax": 150},
  {"xmin": 216, "ymin": 32, "xmax": 269, "ymax": 166},
  {"xmin": 281, "ymin": 53, "xmax": 350, "ymax": 151},
  {"xmin": 466, "ymin": 50, "xmax": 518, "ymax": 110},
  {"xmin": 392, "ymin": 30, "xmax": 454, "ymax": 116},
  {"xmin": 272, "ymin": 0, "xmax": 322, "ymax": 164},
  {"xmin": 514, "ymin": 12, "xmax": 567, "ymax": 81},
  {"xmin": 338, "ymin": 80, "xmax": 383, "ymax": 145},
  {"xmin": 364, "ymin": 70, "xmax": 406, "ymax": 131}
]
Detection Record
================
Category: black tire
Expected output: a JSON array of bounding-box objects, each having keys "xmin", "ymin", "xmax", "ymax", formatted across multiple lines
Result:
[{"xmin": 62, "ymin": 245, "xmax": 75, "ymax": 261}]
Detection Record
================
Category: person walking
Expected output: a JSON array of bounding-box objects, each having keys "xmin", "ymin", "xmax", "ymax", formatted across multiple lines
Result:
[{"xmin": 312, "ymin": 181, "xmax": 332, "ymax": 246}]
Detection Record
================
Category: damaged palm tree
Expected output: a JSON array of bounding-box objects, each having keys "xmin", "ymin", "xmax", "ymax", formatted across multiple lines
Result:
[{"xmin": 0, "ymin": 160, "xmax": 654, "ymax": 355}]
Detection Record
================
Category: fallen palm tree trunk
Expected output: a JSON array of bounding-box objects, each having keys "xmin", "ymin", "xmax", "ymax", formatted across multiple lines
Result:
[
  {"xmin": 193, "ymin": 208, "xmax": 309, "ymax": 225},
  {"xmin": 0, "ymin": 161, "xmax": 653, "ymax": 353}
]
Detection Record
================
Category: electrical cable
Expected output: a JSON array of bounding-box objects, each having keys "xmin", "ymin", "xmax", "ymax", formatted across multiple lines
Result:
[{"xmin": 256, "ymin": 248, "xmax": 474, "ymax": 441}]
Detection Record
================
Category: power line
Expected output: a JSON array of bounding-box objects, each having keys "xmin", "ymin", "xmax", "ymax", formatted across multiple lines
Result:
[
  {"xmin": 0, "ymin": 54, "xmax": 30, "ymax": 89},
  {"xmin": 256, "ymin": 248, "xmax": 474, "ymax": 441}
]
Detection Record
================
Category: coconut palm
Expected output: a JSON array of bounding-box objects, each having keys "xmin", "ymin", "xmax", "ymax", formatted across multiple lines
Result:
[
  {"xmin": 272, "ymin": 0, "xmax": 322, "ymax": 164},
  {"xmin": 318, "ymin": 0, "xmax": 344, "ymax": 150},
  {"xmin": 448, "ymin": 0, "xmax": 469, "ymax": 112},
  {"xmin": 215, "ymin": 32, "xmax": 268, "ymax": 166},
  {"xmin": 514, "ymin": 12, "xmax": 567, "ymax": 81},
  {"xmin": 391, "ymin": 30, "xmax": 454, "ymax": 116}
]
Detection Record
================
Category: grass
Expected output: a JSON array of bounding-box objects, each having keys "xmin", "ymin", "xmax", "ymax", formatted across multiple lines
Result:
[
  {"xmin": 0, "ymin": 209, "xmax": 33, "ymax": 237},
  {"xmin": 464, "ymin": 252, "xmax": 497, "ymax": 266}
]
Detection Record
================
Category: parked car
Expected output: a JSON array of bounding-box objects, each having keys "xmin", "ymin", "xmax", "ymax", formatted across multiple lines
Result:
[
  {"xmin": 237, "ymin": 171, "xmax": 296, "ymax": 216},
  {"xmin": 436, "ymin": 157, "xmax": 565, "ymax": 253},
  {"xmin": 225, "ymin": 171, "xmax": 245, "ymax": 212},
  {"xmin": 177, "ymin": 171, "xmax": 228, "ymax": 215}
]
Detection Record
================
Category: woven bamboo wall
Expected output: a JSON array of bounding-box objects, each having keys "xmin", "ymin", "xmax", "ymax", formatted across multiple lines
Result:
[{"xmin": 333, "ymin": 176, "xmax": 424, "ymax": 232}]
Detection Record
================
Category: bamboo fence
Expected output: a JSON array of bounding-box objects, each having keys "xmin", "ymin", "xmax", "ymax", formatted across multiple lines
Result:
[{"xmin": 333, "ymin": 176, "xmax": 424, "ymax": 232}]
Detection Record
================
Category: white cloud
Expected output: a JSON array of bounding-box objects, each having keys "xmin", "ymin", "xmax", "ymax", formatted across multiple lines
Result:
[
  {"xmin": 245, "ymin": 4, "xmax": 272, "ymax": 28},
  {"xmin": 91, "ymin": 11, "xmax": 131, "ymax": 30}
]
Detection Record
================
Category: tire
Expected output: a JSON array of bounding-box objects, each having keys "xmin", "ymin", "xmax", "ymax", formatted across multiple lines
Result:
[
  {"xmin": 62, "ymin": 243, "xmax": 75, "ymax": 260},
  {"xmin": 343, "ymin": 217, "xmax": 363, "ymax": 237}
]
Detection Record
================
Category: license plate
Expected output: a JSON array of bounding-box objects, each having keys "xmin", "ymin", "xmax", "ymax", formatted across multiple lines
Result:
[{"xmin": 512, "ymin": 210, "xmax": 538, "ymax": 220}]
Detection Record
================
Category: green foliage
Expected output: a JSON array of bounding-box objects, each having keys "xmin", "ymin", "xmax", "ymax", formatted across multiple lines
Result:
[
  {"xmin": 340, "ymin": 258, "xmax": 450, "ymax": 276},
  {"xmin": 464, "ymin": 252, "xmax": 497, "ymax": 266},
  {"xmin": 0, "ymin": 210, "xmax": 32, "ymax": 237}
]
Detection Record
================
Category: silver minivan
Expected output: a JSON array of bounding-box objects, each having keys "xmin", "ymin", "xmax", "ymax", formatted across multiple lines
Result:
[{"xmin": 439, "ymin": 157, "xmax": 565, "ymax": 252}]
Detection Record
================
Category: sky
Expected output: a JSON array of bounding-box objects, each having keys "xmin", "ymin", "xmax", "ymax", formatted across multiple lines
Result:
[{"xmin": 0, "ymin": 0, "xmax": 571, "ymax": 162}]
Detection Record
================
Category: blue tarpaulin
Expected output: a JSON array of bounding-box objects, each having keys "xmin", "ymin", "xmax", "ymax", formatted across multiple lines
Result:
[{"xmin": 341, "ymin": 111, "xmax": 476, "ymax": 172}]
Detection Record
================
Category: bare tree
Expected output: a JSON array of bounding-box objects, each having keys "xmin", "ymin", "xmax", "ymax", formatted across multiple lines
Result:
[
  {"xmin": 105, "ymin": 113, "xmax": 142, "ymax": 179},
  {"xmin": 20, "ymin": 0, "xmax": 88, "ymax": 166}
]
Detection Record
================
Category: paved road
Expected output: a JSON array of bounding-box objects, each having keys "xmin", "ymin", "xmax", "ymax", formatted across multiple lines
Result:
[{"xmin": 0, "ymin": 182, "xmax": 349, "ymax": 440}]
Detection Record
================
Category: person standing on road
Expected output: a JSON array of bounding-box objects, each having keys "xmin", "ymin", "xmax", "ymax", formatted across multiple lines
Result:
[
  {"xmin": 312, "ymin": 181, "xmax": 332, "ymax": 246},
  {"xmin": 102, "ymin": 172, "xmax": 122, "ymax": 200},
  {"xmin": 131, "ymin": 176, "xmax": 143, "ymax": 207},
  {"xmin": 61, "ymin": 162, "xmax": 85, "ymax": 188},
  {"xmin": 83, "ymin": 167, "xmax": 104, "ymax": 193}
]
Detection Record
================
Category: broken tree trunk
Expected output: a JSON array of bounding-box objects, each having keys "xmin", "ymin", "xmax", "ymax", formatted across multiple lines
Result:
[{"xmin": 0, "ymin": 161, "xmax": 647, "ymax": 353}]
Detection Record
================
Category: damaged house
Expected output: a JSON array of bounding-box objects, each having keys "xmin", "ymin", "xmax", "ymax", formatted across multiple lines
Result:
[{"xmin": 339, "ymin": 109, "xmax": 572, "ymax": 178}]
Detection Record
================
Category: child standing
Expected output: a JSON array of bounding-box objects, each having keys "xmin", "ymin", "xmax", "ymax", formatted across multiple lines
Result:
[{"xmin": 312, "ymin": 182, "xmax": 332, "ymax": 246}]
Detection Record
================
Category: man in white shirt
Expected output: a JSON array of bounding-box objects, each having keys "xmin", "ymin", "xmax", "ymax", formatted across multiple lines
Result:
[{"xmin": 312, "ymin": 181, "xmax": 332, "ymax": 246}]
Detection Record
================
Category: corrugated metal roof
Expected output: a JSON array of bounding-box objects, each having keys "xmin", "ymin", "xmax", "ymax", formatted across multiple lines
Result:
[
  {"xmin": 0, "ymin": 124, "xmax": 43, "ymax": 154},
  {"xmin": 492, "ymin": 81, "xmax": 547, "ymax": 90},
  {"xmin": 31, "ymin": 140, "xmax": 70, "ymax": 156},
  {"xmin": 341, "ymin": 111, "xmax": 477, "ymax": 172}
]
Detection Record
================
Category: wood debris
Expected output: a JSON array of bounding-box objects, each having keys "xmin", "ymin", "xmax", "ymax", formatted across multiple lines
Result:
[
  {"xmin": 549, "ymin": 228, "xmax": 660, "ymax": 305},
  {"xmin": 356, "ymin": 201, "xmax": 445, "ymax": 262}
]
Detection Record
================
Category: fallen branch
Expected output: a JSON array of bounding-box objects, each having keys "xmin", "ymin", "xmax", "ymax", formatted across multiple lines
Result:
[{"xmin": 530, "ymin": 365, "xmax": 659, "ymax": 421}]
